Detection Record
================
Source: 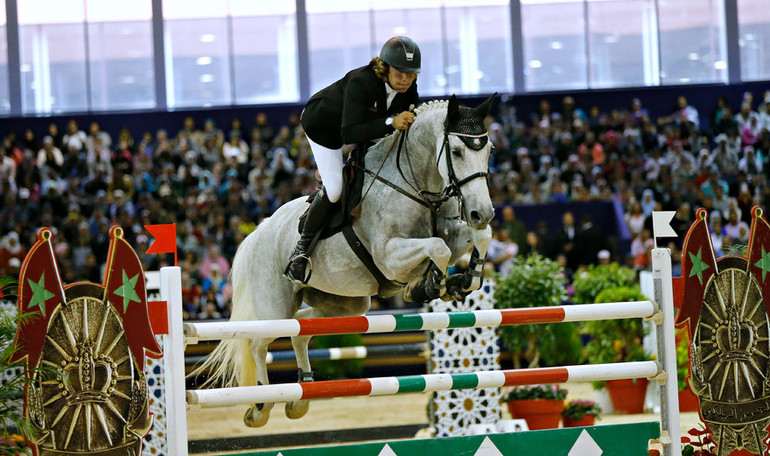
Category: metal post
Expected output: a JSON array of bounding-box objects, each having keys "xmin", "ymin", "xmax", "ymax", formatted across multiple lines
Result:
[
  {"xmin": 161, "ymin": 266, "xmax": 188, "ymax": 456},
  {"xmin": 652, "ymin": 248, "xmax": 681, "ymax": 456}
]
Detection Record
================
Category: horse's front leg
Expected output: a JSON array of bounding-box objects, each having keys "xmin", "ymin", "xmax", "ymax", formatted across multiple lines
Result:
[
  {"xmin": 445, "ymin": 225, "xmax": 492, "ymax": 300},
  {"xmin": 374, "ymin": 236, "xmax": 452, "ymax": 303}
]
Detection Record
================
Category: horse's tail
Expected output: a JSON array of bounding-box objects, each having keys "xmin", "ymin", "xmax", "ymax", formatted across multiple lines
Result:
[{"xmin": 190, "ymin": 228, "xmax": 263, "ymax": 388}]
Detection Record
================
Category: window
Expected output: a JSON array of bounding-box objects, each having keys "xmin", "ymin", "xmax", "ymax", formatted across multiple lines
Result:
[
  {"xmin": 18, "ymin": 0, "xmax": 88, "ymax": 114},
  {"xmin": 587, "ymin": 0, "xmax": 658, "ymax": 88},
  {"xmin": 440, "ymin": 0, "xmax": 513, "ymax": 95},
  {"xmin": 0, "ymin": 2, "xmax": 8, "ymax": 115},
  {"xmin": 230, "ymin": 1, "xmax": 298, "ymax": 104},
  {"xmin": 307, "ymin": 0, "xmax": 508, "ymax": 98},
  {"xmin": 86, "ymin": 1, "xmax": 154, "ymax": 111},
  {"xmin": 657, "ymin": 0, "xmax": 727, "ymax": 85},
  {"xmin": 371, "ymin": 0, "xmax": 445, "ymax": 96},
  {"xmin": 306, "ymin": 1, "xmax": 372, "ymax": 96},
  {"xmin": 737, "ymin": 0, "xmax": 770, "ymax": 81},
  {"xmin": 521, "ymin": 0, "xmax": 587, "ymax": 92},
  {"xmin": 163, "ymin": 0, "xmax": 230, "ymax": 108}
]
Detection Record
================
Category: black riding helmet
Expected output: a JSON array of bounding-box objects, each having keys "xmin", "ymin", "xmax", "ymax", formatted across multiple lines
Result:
[{"xmin": 379, "ymin": 36, "xmax": 421, "ymax": 74}]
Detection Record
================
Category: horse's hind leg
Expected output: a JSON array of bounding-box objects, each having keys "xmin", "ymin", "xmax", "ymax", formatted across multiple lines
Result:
[
  {"xmin": 243, "ymin": 338, "xmax": 275, "ymax": 427},
  {"xmin": 285, "ymin": 294, "xmax": 370, "ymax": 419},
  {"xmin": 285, "ymin": 334, "xmax": 313, "ymax": 419}
]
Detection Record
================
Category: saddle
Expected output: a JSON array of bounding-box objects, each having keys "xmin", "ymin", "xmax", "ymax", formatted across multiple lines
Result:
[
  {"xmin": 297, "ymin": 144, "xmax": 402, "ymax": 296},
  {"xmin": 297, "ymin": 144, "xmax": 365, "ymax": 239}
]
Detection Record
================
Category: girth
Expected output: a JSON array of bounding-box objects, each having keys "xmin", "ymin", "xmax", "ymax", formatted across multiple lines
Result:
[{"xmin": 341, "ymin": 225, "xmax": 404, "ymax": 297}]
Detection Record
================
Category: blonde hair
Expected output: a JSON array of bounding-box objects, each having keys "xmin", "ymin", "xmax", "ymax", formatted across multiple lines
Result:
[{"xmin": 370, "ymin": 57, "xmax": 389, "ymax": 82}]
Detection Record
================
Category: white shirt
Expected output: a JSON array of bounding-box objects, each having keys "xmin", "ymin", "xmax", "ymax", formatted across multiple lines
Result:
[{"xmin": 385, "ymin": 82, "xmax": 397, "ymax": 110}]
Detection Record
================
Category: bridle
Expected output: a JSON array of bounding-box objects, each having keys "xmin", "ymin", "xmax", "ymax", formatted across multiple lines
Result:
[{"xmin": 355, "ymin": 119, "xmax": 489, "ymax": 233}]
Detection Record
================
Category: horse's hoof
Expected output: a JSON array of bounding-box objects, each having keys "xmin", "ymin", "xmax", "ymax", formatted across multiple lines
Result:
[
  {"xmin": 243, "ymin": 403, "xmax": 272, "ymax": 427},
  {"xmin": 285, "ymin": 400, "xmax": 310, "ymax": 419}
]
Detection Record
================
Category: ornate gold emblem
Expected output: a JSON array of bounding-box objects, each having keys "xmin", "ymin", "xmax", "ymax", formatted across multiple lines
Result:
[
  {"xmin": 689, "ymin": 257, "xmax": 770, "ymax": 454},
  {"xmin": 28, "ymin": 283, "xmax": 152, "ymax": 455},
  {"xmin": 678, "ymin": 207, "xmax": 770, "ymax": 455}
]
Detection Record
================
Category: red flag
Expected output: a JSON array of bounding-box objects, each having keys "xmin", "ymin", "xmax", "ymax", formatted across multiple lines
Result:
[
  {"xmin": 10, "ymin": 229, "xmax": 67, "ymax": 366},
  {"xmin": 145, "ymin": 224, "xmax": 177, "ymax": 265},
  {"xmin": 746, "ymin": 206, "xmax": 770, "ymax": 317},
  {"xmin": 676, "ymin": 208, "xmax": 718, "ymax": 333},
  {"xmin": 103, "ymin": 226, "xmax": 162, "ymax": 370}
]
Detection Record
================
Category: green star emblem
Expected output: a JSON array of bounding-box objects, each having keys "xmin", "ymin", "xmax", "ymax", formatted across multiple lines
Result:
[
  {"xmin": 113, "ymin": 270, "xmax": 141, "ymax": 312},
  {"xmin": 688, "ymin": 248, "xmax": 710, "ymax": 285},
  {"xmin": 754, "ymin": 246, "xmax": 770, "ymax": 282},
  {"xmin": 27, "ymin": 274, "xmax": 55, "ymax": 316}
]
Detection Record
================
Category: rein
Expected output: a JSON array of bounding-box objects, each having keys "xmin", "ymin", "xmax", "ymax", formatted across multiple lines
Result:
[{"xmin": 354, "ymin": 121, "xmax": 489, "ymax": 233}]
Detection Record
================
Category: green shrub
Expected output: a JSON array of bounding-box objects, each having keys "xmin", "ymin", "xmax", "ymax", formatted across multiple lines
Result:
[
  {"xmin": 583, "ymin": 286, "xmax": 650, "ymax": 365},
  {"xmin": 494, "ymin": 254, "xmax": 581, "ymax": 368},
  {"xmin": 572, "ymin": 263, "xmax": 636, "ymax": 305},
  {"xmin": 311, "ymin": 333, "xmax": 365, "ymax": 380}
]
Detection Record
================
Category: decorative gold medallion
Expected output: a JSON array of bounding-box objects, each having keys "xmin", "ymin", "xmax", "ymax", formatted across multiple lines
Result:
[
  {"xmin": 12, "ymin": 227, "xmax": 161, "ymax": 456},
  {"xmin": 678, "ymin": 207, "xmax": 770, "ymax": 456}
]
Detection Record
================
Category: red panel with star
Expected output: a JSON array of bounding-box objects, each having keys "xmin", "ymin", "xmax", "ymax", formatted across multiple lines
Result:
[
  {"xmin": 102, "ymin": 226, "xmax": 162, "ymax": 370},
  {"xmin": 10, "ymin": 228, "xmax": 67, "ymax": 367}
]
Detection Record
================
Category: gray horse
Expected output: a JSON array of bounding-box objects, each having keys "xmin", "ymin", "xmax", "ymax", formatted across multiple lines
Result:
[{"xmin": 198, "ymin": 95, "xmax": 496, "ymax": 427}]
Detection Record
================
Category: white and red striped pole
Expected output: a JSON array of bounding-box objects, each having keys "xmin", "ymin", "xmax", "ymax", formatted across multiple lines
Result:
[
  {"xmin": 186, "ymin": 361, "xmax": 660, "ymax": 408},
  {"xmin": 183, "ymin": 300, "xmax": 656, "ymax": 343}
]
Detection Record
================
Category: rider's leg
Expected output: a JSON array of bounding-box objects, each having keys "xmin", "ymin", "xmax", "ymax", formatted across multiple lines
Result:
[{"xmin": 284, "ymin": 138, "xmax": 343, "ymax": 284}]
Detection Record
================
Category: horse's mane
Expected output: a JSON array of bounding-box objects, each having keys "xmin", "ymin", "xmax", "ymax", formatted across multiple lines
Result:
[{"xmin": 414, "ymin": 99, "xmax": 448, "ymax": 117}]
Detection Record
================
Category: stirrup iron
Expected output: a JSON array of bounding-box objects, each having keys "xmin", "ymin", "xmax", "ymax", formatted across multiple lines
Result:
[{"xmin": 284, "ymin": 254, "xmax": 313, "ymax": 285}]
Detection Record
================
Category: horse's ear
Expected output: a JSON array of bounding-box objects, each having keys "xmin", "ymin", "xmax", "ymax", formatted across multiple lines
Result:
[
  {"xmin": 448, "ymin": 94, "xmax": 460, "ymax": 119},
  {"xmin": 476, "ymin": 92, "xmax": 497, "ymax": 118}
]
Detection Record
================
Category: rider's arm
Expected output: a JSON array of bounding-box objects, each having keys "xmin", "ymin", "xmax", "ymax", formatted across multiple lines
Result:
[{"xmin": 340, "ymin": 77, "xmax": 393, "ymax": 145}]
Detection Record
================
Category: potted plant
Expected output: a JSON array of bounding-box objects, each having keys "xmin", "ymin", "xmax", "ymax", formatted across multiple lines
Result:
[
  {"xmin": 676, "ymin": 326, "xmax": 699, "ymax": 412},
  {"xmin": 0, "ymin": 276, "xmax": 32, "ymax": 455},
  {"xmin": 494, "ymin": 254, "xmax": 582, "ymax": 369},
  {"xmin": 582, "ymin": 285, "xmax": 652, "ymax": 414},
  {"xmin": 501, "ymin": 384, "xmax": 567, "ymax": 430},
  {"xmin": 681, "ymin": 426, "xmax": 715, "ymax": 456},
  {"xmin": 562, "ymin": 399, "xmax": 601, "ymax": 427}
]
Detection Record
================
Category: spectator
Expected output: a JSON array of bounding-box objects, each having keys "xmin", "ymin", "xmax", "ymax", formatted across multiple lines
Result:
[
  {"xmin": 501, "ymin": 206, "xmax": 527, "ymax": 249},
  {"xmin": 487, "ymin": 227, "xmax": 518, "ymax": 275},
  {"xmin": 0, "ymin": 232, "xmax": 26, "ymax": 276},
  {"xmin": 200, "ymin": 245, "xmax": 230, "ymax": 280},
  {"xmin": 37, "ymin": 136, "xmax": 64, "ymax": 174},
  {"xmin": 63, "ymin": 119, "xmax": 87, "ymax": 152}
]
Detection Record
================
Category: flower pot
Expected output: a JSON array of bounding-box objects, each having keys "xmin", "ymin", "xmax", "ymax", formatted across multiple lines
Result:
[
  {"xmin": 563, "ymin": 414, "xmax": 596, "ymax": 427},
  {"xmin": 606, "ymin": 378, "xmax": 648, "ymax": 414},
  {"xmin": 506, "ymin": 399, "xmax": 564, "ymax": 430},
  {"xmin": 678, "ymin": 388, "xmax": 699, "ymax": 412}
]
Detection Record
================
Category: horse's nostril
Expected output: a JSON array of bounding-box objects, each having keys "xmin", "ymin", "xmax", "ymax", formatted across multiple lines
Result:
[{"xmin": 470, "ymin": 211, "xmax": 482, "ymax": 222}]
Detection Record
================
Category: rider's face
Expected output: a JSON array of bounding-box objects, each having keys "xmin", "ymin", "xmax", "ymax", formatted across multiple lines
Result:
[{"xmin": 387, "ymin": 67, "xmax": 417, "ymax": 93}]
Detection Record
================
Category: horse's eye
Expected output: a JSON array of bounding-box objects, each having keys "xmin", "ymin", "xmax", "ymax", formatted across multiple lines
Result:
[{"xmin": 452, "ymin": 148, "xmax": 463, "ymax": 158}]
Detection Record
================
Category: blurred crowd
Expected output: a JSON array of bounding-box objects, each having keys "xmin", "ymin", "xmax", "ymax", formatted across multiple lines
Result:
[{"xmin": 1, "ymin": 89, "xmax": 769, "ymax": 317}]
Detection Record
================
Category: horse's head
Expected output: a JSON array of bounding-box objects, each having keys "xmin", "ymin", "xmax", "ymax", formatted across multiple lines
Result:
[{"xmin": 437, "ymin": 94, "xmax": 496, "ymax": 230}]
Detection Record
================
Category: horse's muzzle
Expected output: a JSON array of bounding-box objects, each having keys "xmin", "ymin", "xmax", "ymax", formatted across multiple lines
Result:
[{"xmin": 468, "ymin": 207, "xmax": 494, "ymax": 230}]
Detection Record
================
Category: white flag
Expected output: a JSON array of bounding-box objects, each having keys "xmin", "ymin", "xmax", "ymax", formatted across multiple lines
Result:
[{"xmin": 652, "ymin": 211, "xmax": 677, "ymax": 238}]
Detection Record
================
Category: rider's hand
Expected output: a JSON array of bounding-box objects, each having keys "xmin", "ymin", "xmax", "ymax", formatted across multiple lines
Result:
[{"xmin": 393, "ymin": 111, "xmax": 415, "ymax": 130}]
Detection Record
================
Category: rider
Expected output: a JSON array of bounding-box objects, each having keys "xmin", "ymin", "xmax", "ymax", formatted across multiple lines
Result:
[{"xmin": 284, "ymin": 36, "xmax": 421, "ymax": 284}]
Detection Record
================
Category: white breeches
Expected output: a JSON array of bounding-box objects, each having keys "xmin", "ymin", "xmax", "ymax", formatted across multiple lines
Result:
[{"xmin": 307, "ymin": 136, "xmax": 344, "ymax": 203}]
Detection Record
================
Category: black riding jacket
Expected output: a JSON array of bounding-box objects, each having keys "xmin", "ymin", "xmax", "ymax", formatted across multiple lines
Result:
[{"xmin": 301, "ymin": 63, "xmax": 419, "ymax": 150}]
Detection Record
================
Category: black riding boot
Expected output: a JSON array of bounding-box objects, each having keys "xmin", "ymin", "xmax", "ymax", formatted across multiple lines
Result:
[{"xmin": 283, "ymin": 191, "xmax": 333, "ymax": 284}]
